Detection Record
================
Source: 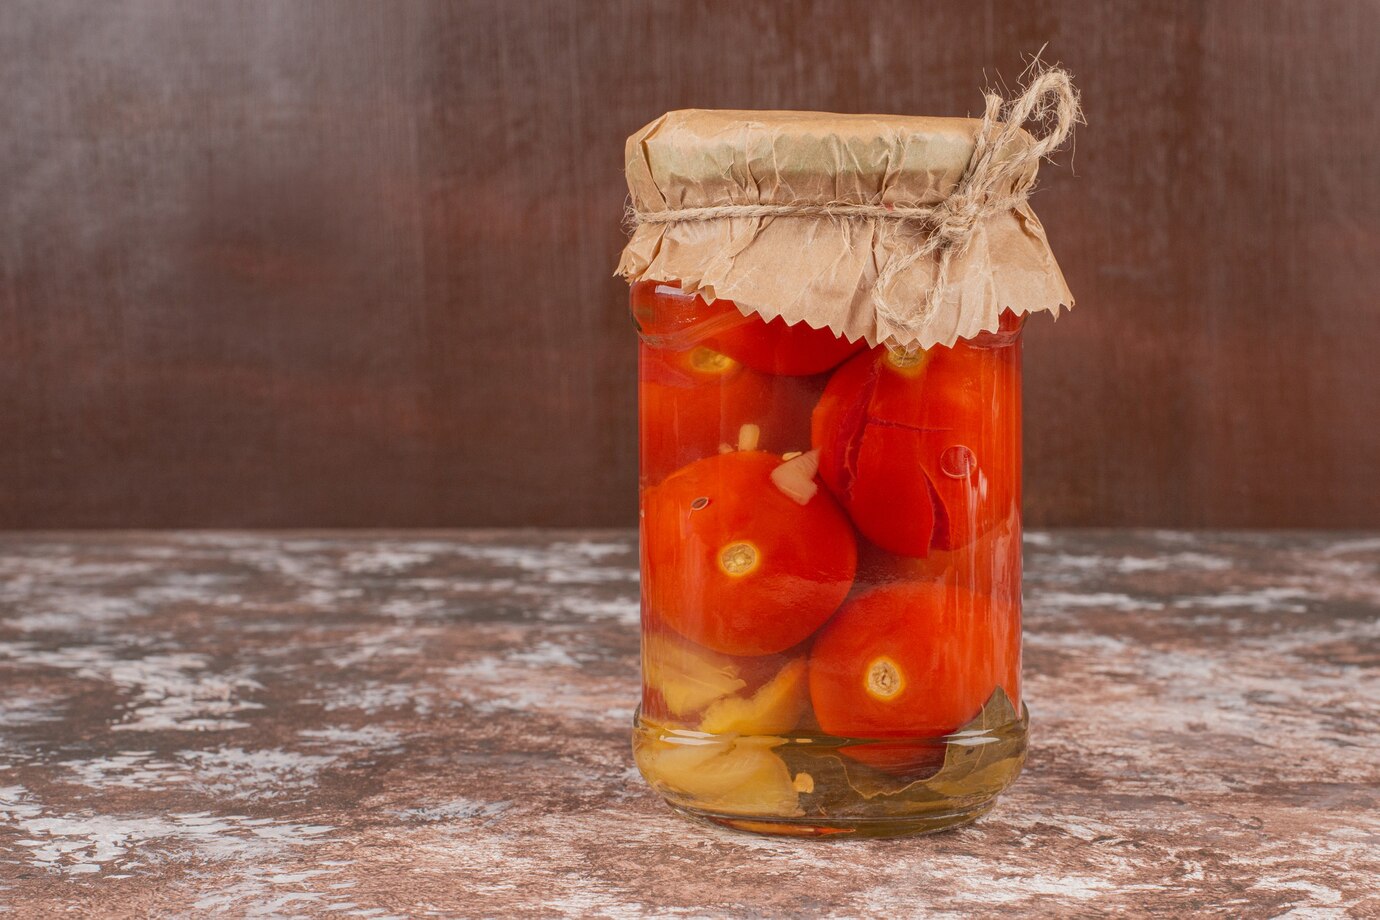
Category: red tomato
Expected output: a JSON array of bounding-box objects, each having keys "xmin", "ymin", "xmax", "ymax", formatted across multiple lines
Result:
[
  {"xmin": 710, "ymin": 314, "xmax": 865, "ymax": 376},
  {"xmin": 639, "ymin": 344, "xmax": 818, "ymax": 485},
  {"xmin": 642, "ymin": 450, "xmax": 857, "ymax": 656},
  {"xmin": 632, "ymin": 280, "xmax": 863, "ymax": 376},
  {"xmin": 811, "ymin": 330, "xmax": 1020, "ymax": 556},
  {"xmin": 853, "ymin": 523, "xmax": 1024, "ymax": 715},
  {"xmin": 639, "ymin": 343, "xmax": 767, "ymax": 485},
  {"xmin": 856, "ymin": 521, "xmax": 1019, "ymax": 600},
  {"xmin": 632, "ymin": 280, "xmax": 737, "ymax": 348},
  {"xmin": 810, "ymin": 346, "xmax": 879, "ymax": 497},
  {"xmin": 808, "ymin": 582, "xmax": 1006, "ymax": 741}
]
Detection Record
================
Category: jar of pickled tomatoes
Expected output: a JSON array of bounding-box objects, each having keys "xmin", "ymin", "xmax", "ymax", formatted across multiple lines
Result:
[{"xmin": 617, "ymin": 79, "xmax": 1078, "ymax": 838}]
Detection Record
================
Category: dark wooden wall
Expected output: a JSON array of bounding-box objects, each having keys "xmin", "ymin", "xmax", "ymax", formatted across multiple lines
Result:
[{"xmin": 2, "ymin": 0, "xmax": 1377, "ymax": 529}]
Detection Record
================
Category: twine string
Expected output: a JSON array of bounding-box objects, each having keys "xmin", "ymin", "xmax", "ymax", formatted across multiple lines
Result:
[{"xmin": 629, "ymin": 67, "xmax": 1080, "ymax": 338}]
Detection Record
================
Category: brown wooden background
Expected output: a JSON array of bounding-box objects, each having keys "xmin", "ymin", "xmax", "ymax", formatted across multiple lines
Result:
[{"xmin": 1, "ymin": 0, "xmax": 1377, "ymax": 529}]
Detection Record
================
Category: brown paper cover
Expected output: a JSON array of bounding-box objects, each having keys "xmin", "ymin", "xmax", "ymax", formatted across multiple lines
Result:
[{"xmin": 616, "ymin": 109, "xmax": 1073, "ymax": 351}]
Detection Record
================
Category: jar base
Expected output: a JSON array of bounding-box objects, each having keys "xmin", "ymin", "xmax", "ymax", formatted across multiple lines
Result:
[
  {"xmin": 633, "ymin": 700, "xmax": 1027, "ymax": 840},
  {"xmin": 665, "ymin": 798, "xmax": 997, "ymax": 839}
]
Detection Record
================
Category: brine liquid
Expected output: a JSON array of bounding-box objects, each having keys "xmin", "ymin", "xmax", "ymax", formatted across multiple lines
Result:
[{"xmin": 632, "ymin": 280, "xmax": 1026, "ymax": 837}]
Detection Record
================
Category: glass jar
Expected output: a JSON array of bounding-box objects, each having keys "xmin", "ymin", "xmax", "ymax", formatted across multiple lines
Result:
[{"xmin": 631, "ymin": 279, "xmax": 1026, "ymax": 838}]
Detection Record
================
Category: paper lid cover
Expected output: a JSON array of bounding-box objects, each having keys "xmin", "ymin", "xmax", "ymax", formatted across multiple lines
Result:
[{"xmin": 616, "ymin": 71, "xmax": 1079, "ymax": 350}]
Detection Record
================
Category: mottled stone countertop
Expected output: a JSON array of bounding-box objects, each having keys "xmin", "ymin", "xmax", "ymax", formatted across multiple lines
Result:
[{"xmin": 0, "ymin": 531, "xmax": 1377, "ymax": 918}]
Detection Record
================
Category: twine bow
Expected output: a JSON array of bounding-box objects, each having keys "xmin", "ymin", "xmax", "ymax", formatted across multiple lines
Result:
[{"xmin": 629, "ymin": 67, "xmax": 1081, "ymax": 340}]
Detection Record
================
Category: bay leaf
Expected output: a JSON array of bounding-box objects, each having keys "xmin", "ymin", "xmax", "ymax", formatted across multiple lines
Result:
[
  {"xmin": 924, "ymin": 686, "xmax": 1024, "ymax": 797},
  {"xmin": 835, "ymin": 687, "xmax": 1026, "ymax": 801}
]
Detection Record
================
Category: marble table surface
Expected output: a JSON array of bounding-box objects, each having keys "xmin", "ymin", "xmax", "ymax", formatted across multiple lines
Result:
[{"xmin": 0, "ymin": 530, "xmax": 1376, "ymax": 918}]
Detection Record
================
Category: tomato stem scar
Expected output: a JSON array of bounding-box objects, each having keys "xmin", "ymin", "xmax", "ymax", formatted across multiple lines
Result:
[
  {"xmin": 718, "ymin": 541, "xmax": 760, "ymax": 577},
  {"xmin": 865, "ymin": 656, "xmax": 905, "ymax": 701}
]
